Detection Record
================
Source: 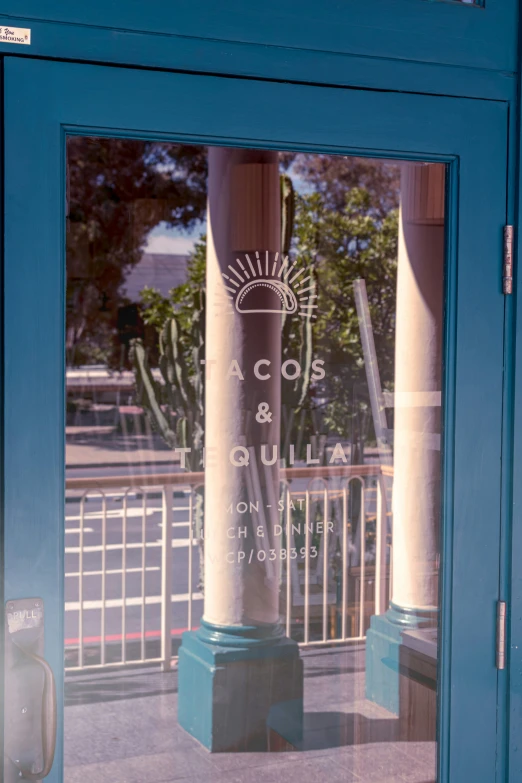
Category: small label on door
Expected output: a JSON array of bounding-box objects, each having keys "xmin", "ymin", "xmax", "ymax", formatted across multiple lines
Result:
[
  {"xmin": 0, "ymin": 26, "xmax": 31, "ymax": 45},
  {"xmin": 7, "ymin": 607, "xmax": 42, "ymax": 633},
  {"xmin": 6, "ymin": 599, "xmax": 44, "ymax": 634}
]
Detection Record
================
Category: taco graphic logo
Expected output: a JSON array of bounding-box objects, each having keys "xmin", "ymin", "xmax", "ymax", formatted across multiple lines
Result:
[{"xmin": 217, "ymin": 251, "xmax": 317, "ymax": 319}]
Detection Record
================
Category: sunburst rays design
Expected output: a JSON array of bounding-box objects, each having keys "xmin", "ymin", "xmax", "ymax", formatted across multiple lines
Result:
[{"xmin": 214, "ymin": 251, "xmax": 317, "ymax": 319}]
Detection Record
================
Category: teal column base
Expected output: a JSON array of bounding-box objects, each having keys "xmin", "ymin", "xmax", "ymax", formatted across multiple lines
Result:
[
  {"xmin": 178, "ymin": 620, "xmax": 303, "ymax": 752},
  {"xmin": 365, "ymin": 603, "xmax": 438, "ymax": 714}
]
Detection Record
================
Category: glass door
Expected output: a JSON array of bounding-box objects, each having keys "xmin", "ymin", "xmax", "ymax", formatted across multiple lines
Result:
[{"xmin": 3, "ymin": 58, "xmax": 508, "ymax": 783}]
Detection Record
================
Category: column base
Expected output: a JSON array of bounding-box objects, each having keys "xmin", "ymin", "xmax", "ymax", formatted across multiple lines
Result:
[
  {"xmin": 365, "ymin": 603, "xmax": 437, "ymax": 714},
  {"xmin": 178, "ymin": 620, "xmax": 303, "ymax": 752}
]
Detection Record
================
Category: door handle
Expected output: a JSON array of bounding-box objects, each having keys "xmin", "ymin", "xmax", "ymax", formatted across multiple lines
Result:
[
  {"xmin": 11, "ymin": 643, "xmax": 57, "ymax": 780},
  {"xmin": 4, "ymin": 599, "xmax": 57, "ymax": 782}
]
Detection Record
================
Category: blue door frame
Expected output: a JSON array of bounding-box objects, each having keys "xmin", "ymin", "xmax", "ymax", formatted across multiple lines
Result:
[
  {"xmin": 0, "ymin": 0, "xmax": 517, "ymax": 74},
  {"xmin": 2, "ymin": 56, "xmax": 509, "ymax": 781}
]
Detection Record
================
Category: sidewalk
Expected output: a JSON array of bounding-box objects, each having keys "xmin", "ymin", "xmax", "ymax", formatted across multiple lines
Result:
[
  {"xmin": 66, "ymin": 427, "xmax": 177, "ymax": 468},
  {"xmin": 64, "ymin": 646, "xmax": 435, "ymax": 783}
]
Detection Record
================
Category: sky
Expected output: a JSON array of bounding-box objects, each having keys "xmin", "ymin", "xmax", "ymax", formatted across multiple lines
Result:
[{"xmin": 145, "ymin": 221, "xmax": 204, "ymax": 256}]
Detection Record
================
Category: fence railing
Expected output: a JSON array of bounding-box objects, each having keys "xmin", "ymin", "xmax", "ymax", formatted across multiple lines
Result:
[{"xmin": 65, "ymin": 464, "xmax": 392, "ymax": 671}]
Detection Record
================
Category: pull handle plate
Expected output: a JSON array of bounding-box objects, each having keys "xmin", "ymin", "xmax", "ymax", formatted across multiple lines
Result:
[{"xmin": 4, "ymin": 598, "xmax": 57, "ymax": 782}]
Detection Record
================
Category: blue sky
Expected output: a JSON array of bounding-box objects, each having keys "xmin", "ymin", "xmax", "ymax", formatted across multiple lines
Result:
[{"xmin": 145, "ymin": 220, "xmax": 204, "ymax": 255}]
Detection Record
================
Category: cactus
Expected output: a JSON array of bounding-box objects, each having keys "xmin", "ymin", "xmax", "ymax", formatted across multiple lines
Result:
[
  {"xmin": 131, "ymin": 288, "xmax": 205, "ymax": 471},
  {"xmin": 279, "ymin": 261, "xmax": 320, "ymax": 465},
  {"xmin": 279, "ymin": 175, "xmax": 321, "ymax": 464},
  {"xmin": 130, "ymin": 288, "xmax": 206, "ymax": 585},
  {"xmin": 281, "ymin": 173, "xmax": 295, "ymax": 257}
]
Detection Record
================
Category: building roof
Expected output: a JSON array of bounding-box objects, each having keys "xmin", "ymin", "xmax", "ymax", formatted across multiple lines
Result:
[{"xmin": 122, "ymin": 253, "xmax": 189, "ymax": 302}]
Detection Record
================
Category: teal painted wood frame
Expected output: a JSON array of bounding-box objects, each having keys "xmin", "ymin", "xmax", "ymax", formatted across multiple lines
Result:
[
  {"xmin": 0, "ymin": 14, "xmax": 516, "ymax": 105},
  {"xmin": 495, "ymin": 85, "xmax": 518, "ymax": 783},
  {"xmin": 0, "ymin": 0, "xmax": 517, "ymax": 73},
  {"xmin": 507, "ymin": 22, "xmax": 522, "ymax": 779},
  {"xmin": 0, "ymin": 17, "xmax": 517, "ymax": 106},
  {"xmin": 2, "ymin": 57, "xmax": 508, "ymax": 782}
]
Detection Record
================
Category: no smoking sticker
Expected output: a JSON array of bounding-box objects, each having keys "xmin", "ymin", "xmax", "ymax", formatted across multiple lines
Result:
[{"xmin": 0, "ymin": 26, "xmax": 31, "ymax": 45}]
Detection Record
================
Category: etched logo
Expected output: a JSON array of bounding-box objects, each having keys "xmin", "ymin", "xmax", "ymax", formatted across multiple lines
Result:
[{"xmin": 217, "ymin": 251, "xmax": 316, "ymax": 318}]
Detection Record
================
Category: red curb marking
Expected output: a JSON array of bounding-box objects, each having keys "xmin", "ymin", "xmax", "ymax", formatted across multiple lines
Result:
[{"xmin": 64, "ymin": 627, "xmax": 198, "ymax": 645}]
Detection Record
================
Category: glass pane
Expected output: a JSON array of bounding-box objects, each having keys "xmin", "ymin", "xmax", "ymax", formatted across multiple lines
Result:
[{"xmin": 65, "ymin": 139, "xmax": 444, "ymax": 783}]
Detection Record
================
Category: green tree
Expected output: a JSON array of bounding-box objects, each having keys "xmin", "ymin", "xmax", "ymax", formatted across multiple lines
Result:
[
  {"xmin": 66, "ymin": 137, "xmax": 207, "ymax": 367},
  {"xmin": 281, "ymin": 152, "xmax": 399, "ymax": 216},
  {"xmin": 295, "ymin": 187, "xmax": 398, "ymax": 439}
]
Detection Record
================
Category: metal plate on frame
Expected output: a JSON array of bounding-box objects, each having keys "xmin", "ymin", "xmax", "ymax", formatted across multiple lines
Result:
[
  {"xmin": 4, "ymin": 598, "xmax": 46, "ymax": 782},
  {"xmin": 6, "ymin": 598, "xmax": 44, "ymax": 635}
]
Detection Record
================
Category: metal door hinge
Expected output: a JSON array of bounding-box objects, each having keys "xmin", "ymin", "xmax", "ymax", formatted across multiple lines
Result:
[
  {"xmin": 496, "ymin": 600, "xmax": 507, "ymax": 670},
  {"xmin": 503, "ymin": 226, "xmax": 514, "ymax": 294}
]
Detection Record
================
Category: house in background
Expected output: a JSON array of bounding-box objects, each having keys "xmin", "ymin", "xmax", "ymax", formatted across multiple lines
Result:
[{"xmin": 122, "ymin": 253, "xmax": 189, "ymax": 301}]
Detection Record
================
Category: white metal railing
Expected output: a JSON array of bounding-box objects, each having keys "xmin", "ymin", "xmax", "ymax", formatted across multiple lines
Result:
[{"xmin": 65, "ymin": 464, "xmax": 392, "ymax": 671}]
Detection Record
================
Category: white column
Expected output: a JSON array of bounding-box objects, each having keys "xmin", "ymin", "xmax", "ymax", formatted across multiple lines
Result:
[
  {"xmin": 204, "ymin": 147, "xmax": 282, "ymax": 627},
  {"xmin": 392, "ymin": 162, "xmax": 445, "ymax": 612}
]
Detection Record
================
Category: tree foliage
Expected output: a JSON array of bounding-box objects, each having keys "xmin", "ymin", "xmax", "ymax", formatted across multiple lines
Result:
[
  {"xmin": 66, "ymin": 137, "xmax": 207, "ymax": 367},
  {"xmin": 289, "ymin": 154, "xmax": 399, "ymax": 216},
  {"xmin": 297, "ymin": 187, "xmax": 398, "ymax": 437}
]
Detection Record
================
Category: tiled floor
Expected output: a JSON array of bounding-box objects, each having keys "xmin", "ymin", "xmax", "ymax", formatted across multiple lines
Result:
[{"xmin": 64, "ymin": 645, "xmax": 436, "ymax": 783}]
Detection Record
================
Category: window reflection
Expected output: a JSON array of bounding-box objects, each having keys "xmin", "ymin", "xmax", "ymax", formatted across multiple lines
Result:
[{"xmin": 65, "ymin": 140, "xmax": 443, "ymax": 783}]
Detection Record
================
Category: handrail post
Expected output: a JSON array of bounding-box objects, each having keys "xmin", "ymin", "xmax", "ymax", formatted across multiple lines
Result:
[{"xmin": 161, "ymin": 484, "xmax": 174, "ymax": 671}]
